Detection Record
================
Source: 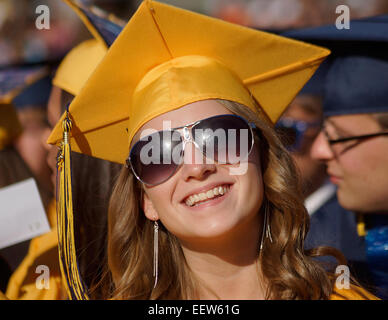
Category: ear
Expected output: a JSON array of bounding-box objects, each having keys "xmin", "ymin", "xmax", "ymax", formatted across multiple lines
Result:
[{"xmin": 142, "ymin": 190, "xmax": 159, "ymax": 221}]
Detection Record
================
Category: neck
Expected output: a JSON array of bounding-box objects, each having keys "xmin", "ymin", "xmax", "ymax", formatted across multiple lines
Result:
[{"xmin": 179, "ymin": 214, "xmax": 267, "ymax": 299}]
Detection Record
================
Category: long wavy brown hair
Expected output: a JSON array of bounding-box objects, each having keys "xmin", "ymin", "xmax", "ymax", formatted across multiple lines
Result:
[{"xmin": 106, "ymin": 99, "xmax": 353, "ymax": 300}]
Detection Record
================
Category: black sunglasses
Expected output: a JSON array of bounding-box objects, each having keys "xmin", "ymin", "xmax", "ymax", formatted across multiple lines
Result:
[
  {"xmin": 126, "ymin": 114, "xmax": 257, "ymax": 186},
  {"xmin": 275, "ymin": 118, "xmax": 321, "ymax": 151}
]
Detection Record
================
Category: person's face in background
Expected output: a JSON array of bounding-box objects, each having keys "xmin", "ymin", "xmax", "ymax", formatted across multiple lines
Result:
[
  {"xmin": 311, "ymin": 113, "xmax": 388, "ymax": 213},
  {"xmin": 278, "ymin": 95, "xmax": 327, "ymax": 198},
  {"xmin": 14, "ymin": 106, "xmax": 53, "ymax": 205},
  {"xmin": 42, "ymin": 85, "xmax": 73, "ymax": 188}
]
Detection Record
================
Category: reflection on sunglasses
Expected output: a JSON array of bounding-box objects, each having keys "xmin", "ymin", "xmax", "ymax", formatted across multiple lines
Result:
[{"xmin": 127, "ymin": 114, "xmax": 256, "ymax": 185}]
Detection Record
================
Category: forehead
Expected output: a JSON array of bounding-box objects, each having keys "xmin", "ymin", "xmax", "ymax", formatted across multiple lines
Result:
[
  {"xmin": 325, "ymin": 113, "xmax": 380, "ymax": 133},
  {"xmin": 133, "ymin": 100, "xmax": 233, "ymax": 138}
]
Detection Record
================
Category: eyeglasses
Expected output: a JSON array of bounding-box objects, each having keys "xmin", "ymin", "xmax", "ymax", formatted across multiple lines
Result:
[
  {"xmin": 275, "ymin": 118, "xmax": 321, "ymax": 152},
  {"xmin": 126, "ymin": 114, "xmax": 256, "ymax": 186},
  {"xmin": 323, "ymin": 130, "xmax": 388, "ymax": 155},
  {"xmin": 326, "ymin": 131, "xmax": 388, "ymax": 145}
]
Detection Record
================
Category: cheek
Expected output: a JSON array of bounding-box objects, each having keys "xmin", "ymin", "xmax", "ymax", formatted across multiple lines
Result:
[
  {"xmin": 340, "ymin": 146, "xmax": 378, "ymax": 182},
  {"xmin": 231, "ymin": 147, "xmax": 264, "ymax": 215},
  {"xmin": 144, "ymin": 181, "xmax": 174, "ymax": 216},
  {"xmin": 294, "ymin": 155, "xmax": 325, "ymax": 178},
  {"xmin": 238, "ymin": 162, "xmax": 264, "ymax": 211},
  {"xmin": 15, "ymin": 133, "xmax": 48, "ymax": 176},
  {"xmin": 47, "ymin": 145, "xmax": 58, "ymax": 172}
]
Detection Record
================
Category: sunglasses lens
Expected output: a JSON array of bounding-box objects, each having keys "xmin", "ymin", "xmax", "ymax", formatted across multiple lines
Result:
[
  {"xmin": 193, "ymin": 115, "xmax": 253, "ymax": 164},
  {"xmin": 129, "ymin": 131, "xmax": 183, "ymax": 185}
]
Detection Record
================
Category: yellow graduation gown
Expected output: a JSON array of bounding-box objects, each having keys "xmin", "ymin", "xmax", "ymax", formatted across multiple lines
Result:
[
  {"xmin": 330, "ymin": 285, "xmax": 380, "ymax": 300},
  {"xmin": 5, "ymin": 200, "xmax": 66, "ymax": 300}
]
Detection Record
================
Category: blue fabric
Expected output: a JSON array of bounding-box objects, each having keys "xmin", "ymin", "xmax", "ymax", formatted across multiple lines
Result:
[
  {"xmin": 299, "ymin": 60, "xmax": 329, "ymax": 96},
  {"xmin": 305, "ymin": 194, "xmax": 365, "ymax": 263},
  {"xmin": 0, "ymin": 65, "xmax": 48, "ymax": 101},
  {"xmin": 283, "ymin": 15, "xmax": 388, "ymax": 43},
  {"xmin": 81, "ymin": 8, "xmax": 123, "ymax": 47},
  {"xmin": 282, "ymin": 14, "xmax": 388, "ymax": 116},
  {"xmin": 323, "ymin": 55, "xmax": 388, "ymax": 116},
  {"xmin": 365, "ymin": 217, "xmax": 388, "ymax": 300},
  {"xmin": 306, "ymin": 195, "xmax": 388, "ymax": 299},
  {"xmin": 304, "ymin": 194, "xmax": 377, "ymax": 294},
  {"xmin": 12, "ymin": 75, "xmax": 52, "ymax": 109}
]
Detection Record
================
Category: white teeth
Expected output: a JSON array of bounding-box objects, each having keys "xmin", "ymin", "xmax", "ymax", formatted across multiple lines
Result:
[{"xmin": 185, "ymin": 185, "xmax": 230, "ymax": 207}]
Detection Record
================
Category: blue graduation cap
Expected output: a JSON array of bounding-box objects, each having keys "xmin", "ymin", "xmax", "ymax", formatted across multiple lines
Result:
[
  {"xmin": 0, "ymin": 65, "xmax": 49, "ymax": 104},
  {"xmin": 0, "ymin": 65, "xmax": 49, "ymax": 149},
  {"xmin": 283, "ymin": 15, "xmax": 388, "ymax": 58},
  {"xmin": 65, "ymin": 0, "xmax": 125, "ymax": 47},
  {"xmin": 283, "ymin": 15, "xmax": 388, "ymax": 43},
  {"xmin": 12, "ymin": 74, "xmax": 52, "ymax": 109},
  {"xmin": 324, "ymin": 55, "xmax": 388, "ymax": 116},
  {"xmin": 282, "ymin": 15, "xmax": 388, "ymax": 116},
  {"xmin": 298, "ymin": 59, "xmax": 329, "ymax": 96}
]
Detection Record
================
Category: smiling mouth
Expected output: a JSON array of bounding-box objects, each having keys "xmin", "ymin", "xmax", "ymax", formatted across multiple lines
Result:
[{"xmin": 184, "ymin": 184, "xmax": 231, "ymax": 207}]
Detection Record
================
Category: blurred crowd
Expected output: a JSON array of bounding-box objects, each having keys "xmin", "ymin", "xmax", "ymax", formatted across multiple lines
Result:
[{"xmin": 1, "ymin": 0, "xmax": 388, "ymax": 67}]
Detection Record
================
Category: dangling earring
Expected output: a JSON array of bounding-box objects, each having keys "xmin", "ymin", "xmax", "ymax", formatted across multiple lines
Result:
[
  {"xmin": 260, "ymin": 202, "xmax": 273, "ymax": 251},
  {"xmin": 153, "ymin": 220, "xmax": 159, "ymax": 288}
]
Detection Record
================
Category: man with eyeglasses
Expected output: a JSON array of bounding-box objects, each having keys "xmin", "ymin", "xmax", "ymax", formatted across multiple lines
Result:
[
  {"xmin": 277, "ymin": 62, "xmax": 366, "ymax": 280},
  {"xmin": 311, "ymin": 55, "xmax": 388, "ymax": 299}
]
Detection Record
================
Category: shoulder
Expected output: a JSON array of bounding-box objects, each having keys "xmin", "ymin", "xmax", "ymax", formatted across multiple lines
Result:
[{"xmin": 330, "ymin": 285, "xmax": 380, "ymax": 300}]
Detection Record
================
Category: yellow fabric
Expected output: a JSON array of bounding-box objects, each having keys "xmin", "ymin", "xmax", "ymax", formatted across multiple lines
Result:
[
  {"xmin": 56, "ymin": 115, "xmax": 89, "ymax": 300},
  {"xmin": 5, "ymin": 200, "xmax": 66, "ymax": 300},
  {"xmin": 0, "ymin": 103, "xmax": 22, "ymax": 150},
  {"xmin": 129, "ymin": 55, "xmax": 258, "ymax": 145},
  {"xmin": 0, "ymin": 291, "xmax": 8, "ymax": 300},
  {"xmin": 52, "ymin": 39, "xmax": 107, "ymax": 96},
  {"xmin": 52, "ymin": 0, "xmax": 110, "ymax": 96},
  {"xmin": 357, "ymin": 213, "xmax": 366, "ymax": 237},
  {"xmin": 330, "ymin": 285, "xmax": 380, "ymax": 300},
  {"xmin": 47, "ymin": 0, "xmax": 330, "ymax": 164}
]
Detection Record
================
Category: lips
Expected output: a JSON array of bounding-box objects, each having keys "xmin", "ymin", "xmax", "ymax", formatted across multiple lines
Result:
[
  {"xmin": 181, "ymin": 183, "xmax": 233, "ymax": 207},
  {"xmin": 328, "ymin": 170, "xmax": 342, "ymax": 184}
]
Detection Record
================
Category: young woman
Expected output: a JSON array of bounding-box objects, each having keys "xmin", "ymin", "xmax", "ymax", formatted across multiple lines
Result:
[
  {"xmin": 48, "ymin": 0, "xmax": 377, "ymax": 300},
  {"xmin": 109, "ymin": 98, "xmax": 345, "ymax": 300}
]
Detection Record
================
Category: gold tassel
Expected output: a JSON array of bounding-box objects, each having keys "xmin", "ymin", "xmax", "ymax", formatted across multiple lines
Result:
[
  {"xmin": 356, "ymin": 213, "xmax": 366, "ymax": 237},
  {"xmin": 56, "ymin": 110, "xmax": 89, "ymax": 300}
]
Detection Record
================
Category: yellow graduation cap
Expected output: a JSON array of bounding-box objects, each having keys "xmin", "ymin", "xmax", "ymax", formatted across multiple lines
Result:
[
  {"xmin": 52, "ymin": 0, "xmax": 124, "ymax": 95},
  {"xmin": 47, "ymin": 0, "xmax": 330, "ymax": 300},
  {"xmin": 48, "ymin": 0, "xmax": 330, "ymax": 165},
  {"xmin": 52, "ymin": 40, "xmax": 106, "ymax": 96}
]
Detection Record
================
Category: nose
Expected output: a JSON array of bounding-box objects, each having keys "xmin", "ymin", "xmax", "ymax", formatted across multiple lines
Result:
[
  {"xmin": 310, "ymin": 131, "xmax": 334, "ymax": 162},
  {"xmin": 180, "ymin": 141, "xmax": 216, "ymax": 181}
]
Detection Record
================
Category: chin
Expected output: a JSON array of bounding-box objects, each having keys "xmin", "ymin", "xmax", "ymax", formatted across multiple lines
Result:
[{"xmin": 337, "ymin": 191, "xmax": 368, "ymax": 213}]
